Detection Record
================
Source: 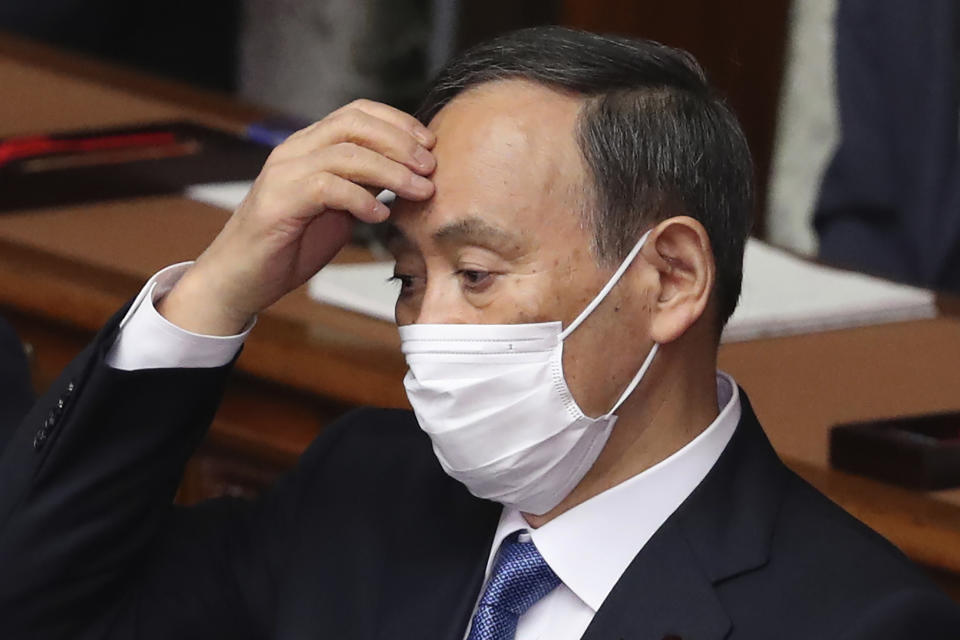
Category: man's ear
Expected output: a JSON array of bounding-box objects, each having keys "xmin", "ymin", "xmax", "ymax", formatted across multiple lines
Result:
[{"xmin": 639, "ymin": 216, "xmax": 715, "ymax": 344}]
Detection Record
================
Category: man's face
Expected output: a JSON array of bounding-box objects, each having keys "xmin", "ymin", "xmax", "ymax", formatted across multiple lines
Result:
[{"xmin": 388, "ymin": 79, "xmax": 657, "ymax": 417}]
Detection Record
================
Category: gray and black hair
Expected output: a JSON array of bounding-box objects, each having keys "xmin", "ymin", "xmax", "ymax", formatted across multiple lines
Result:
[{"xmin": 415, "ymin": 26, "xmax": 754, "ymax": 328}]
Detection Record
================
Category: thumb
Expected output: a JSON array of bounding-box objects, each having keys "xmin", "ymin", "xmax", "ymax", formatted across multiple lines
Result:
[{"xmin": 293, "ymin": 209, "xmax": 355, "ymax": 284}]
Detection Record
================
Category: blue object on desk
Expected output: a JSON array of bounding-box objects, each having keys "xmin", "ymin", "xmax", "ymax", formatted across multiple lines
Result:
[{"xmin": 245, "ymin": 117, "xmax": 310, "ymax": 147}]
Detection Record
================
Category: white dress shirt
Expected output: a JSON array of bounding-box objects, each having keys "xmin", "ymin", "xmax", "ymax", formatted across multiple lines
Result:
[
  {"xmin": 107, "ymin": 263, "xmax": 251, "ymax": 370},
  {"xmin": 465, "ymin": 372, "xmax": 740, "ymax": 640},
  {"xmin": 108, "ymin": 266, "xmax": 742, "ymax": 640}
]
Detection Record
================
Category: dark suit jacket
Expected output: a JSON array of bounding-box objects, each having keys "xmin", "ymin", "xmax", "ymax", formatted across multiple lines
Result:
[
  {"xmin": 0, "ymin": 308, "xmax": 958, "ymax": 639},
  {"xmin": 815, "ymin": 0, "xmax": 960, "ymax": 291},
  {"xmin": 0, "ymin": 315, "xmax": 34, "ymax": 456}
]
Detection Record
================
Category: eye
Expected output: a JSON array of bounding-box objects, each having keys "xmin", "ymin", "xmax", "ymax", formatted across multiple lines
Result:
[
  {"xmin": 455, "ymin": 269, "xmax": 495, "ymax": 292},
  {"xmin": 388, "ymin": 273, "xmax": 420, "ymax": 298}
]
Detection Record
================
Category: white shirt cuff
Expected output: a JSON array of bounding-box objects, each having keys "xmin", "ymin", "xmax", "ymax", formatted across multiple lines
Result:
[{"xmin": 106, "ymin": 262, "xmax": 254, "ymax": 371}]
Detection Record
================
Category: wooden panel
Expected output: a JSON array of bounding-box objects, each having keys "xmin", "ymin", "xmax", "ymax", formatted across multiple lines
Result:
[
  {"xmin": 719, "ymin": 317, "xmax": 960, "ymax": 474},
  {"xmin": 0, "ymin": 32, "xmax": 264, "ymax": 125},
  {"xmin": 561, "ymin": 0, "xmax": 792, "ymax": 235}
]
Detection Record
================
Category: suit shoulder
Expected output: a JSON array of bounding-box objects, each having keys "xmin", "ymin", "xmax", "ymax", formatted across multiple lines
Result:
[
  {"xmin": 723, "ymin": 469, "xmax": 960, "ymax": 638},
  {"xmin": 777, "ymin": 471, "xmax": 923, "ymax": 581},
  {"xmin": 760, "ymin": 471, "xmax": 958, "ymax": 630},
  {"xmin": 832, "ymin": 587, "xmax": 960, "ymax": 639}
]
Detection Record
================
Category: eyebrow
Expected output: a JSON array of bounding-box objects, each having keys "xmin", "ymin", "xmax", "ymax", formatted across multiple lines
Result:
[
  {"xmin": 385, "ymin": 216, "xmax": 528, "ymax": 260},
  {"xmin": 432, "ymin": 217, "xmax": 525, "ymax": 256}
]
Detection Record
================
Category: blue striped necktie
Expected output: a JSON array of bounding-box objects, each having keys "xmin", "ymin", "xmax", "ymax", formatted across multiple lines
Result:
[{"xmin": 466, "ymin": 533, "xmax": 562, "ymax": 640}]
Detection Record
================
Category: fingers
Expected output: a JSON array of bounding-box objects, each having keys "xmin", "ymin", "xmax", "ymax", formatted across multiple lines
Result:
[
  {"xmin": 294, "ymin": 99, "xmax": 434, "ymax": 147},
  {"xmin": 298, "ymin": 171, "xmax": 391, "ymax": 224},
  {"xmin": 273, "ymin": 100, "xmax": 436, "ymax": 175},
  {"xmin": 341, "ymin": 99, "xmax": 436, "ymax": 147},
  {"xmin": 269, "ymin": 141, "xmax": 433, "ymax": 222},
  {"xmin": 260, "ymin": 99, "xmax": 435, "ymax": 226},
  {"xmin": 318, "ymin": 143, "xmax": 434, "ymax": 201}
]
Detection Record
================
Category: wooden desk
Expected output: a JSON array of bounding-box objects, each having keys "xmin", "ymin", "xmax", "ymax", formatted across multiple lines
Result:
[{"xmin": 4, "ymin": 35, "xmax": 960, "ymax": 599}]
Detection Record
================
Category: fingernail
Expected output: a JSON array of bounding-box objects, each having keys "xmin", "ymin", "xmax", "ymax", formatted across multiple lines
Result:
[
  {"xmin": 374, "ymin": 201, "xmax": 390, "ymax": 220},
  {"xmin": 410, "ymin": 175, "xmax": 433, "ymax": 195},
  {"xmin": 413, "ymin": 146, "xmax": 433, "ymax": 170},
  {"xmin": 413, "ymin": 127, "xmax": 435, "ymax": 146}
]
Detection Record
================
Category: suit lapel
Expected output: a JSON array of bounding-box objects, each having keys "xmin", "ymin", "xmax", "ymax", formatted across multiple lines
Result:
[
  {"xmin": 581, "ymin": 518, "xmax": 730, "ymax": 640},
  {"xmin": 584, "ymin": 389, "xmax": 788, "ymax": 640}
]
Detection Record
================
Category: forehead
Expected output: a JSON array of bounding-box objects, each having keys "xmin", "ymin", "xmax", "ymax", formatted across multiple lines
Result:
[{"xmin": 390, "ymin": 79, "xmax": 588, "ymax": 243}]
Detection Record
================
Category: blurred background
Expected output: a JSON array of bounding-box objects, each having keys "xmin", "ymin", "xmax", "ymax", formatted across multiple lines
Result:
[{"xmin": 4, "ymin": 0, "xmax": 959, "ymax": 292}]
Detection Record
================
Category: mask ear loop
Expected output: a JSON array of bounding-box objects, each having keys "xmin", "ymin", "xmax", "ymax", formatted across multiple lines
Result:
[
  {"xmin": 555, "ymin": 228, "xmax": 658, "ymax": 417},
  {"xmin": 559, "ymin": 229, "xmax": 653, "ymax": 340},
  {"xmin": 605, "ymin": 342, "xmax": 659, "ymax": 417}
]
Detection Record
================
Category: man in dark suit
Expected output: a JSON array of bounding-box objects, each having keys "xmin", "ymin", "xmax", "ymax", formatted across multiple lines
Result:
[
  {"xmin": 0, "ymin": 315, "xmax": 33, "ymax": 455},
  {"xmin": 816, "ymin": 0, "xmax": 960, "ymax": 290},
  {"xmin": 1, "ymin": 27, "xmax": 958, "ymax": 639}
]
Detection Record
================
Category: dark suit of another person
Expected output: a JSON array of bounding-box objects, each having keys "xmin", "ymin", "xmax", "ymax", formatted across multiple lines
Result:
[
  {"xmin": 0, "ymin": 316, "xmax": 33, "ymax": 456},
  {"xmin": 816, "ymin": 0, "xmax": 960, "ymax": 290},
  {"xmin": 0, "ymin": 306, "xmax": 957, "ymax": 639}
]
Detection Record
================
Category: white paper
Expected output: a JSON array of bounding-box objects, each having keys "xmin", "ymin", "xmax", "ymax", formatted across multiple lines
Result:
[
  {"xmin": 721, "ymin": 240, "xmax": 936, "ymax": 342},
  {"xmin": 308, "ymin": 261, "xmax": 399, "ymax": 321},
  {"xmin": 185, "ymin": 181, "xmax": 253, "ymax": 210}
]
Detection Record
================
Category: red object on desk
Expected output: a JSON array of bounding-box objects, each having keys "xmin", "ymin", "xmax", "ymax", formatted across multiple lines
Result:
[
  {"xmin": 0, "ymin": 132, "xmax": 178, "ymax": 167},
  {"xmin": 0, "ymin": 121, "xmax": 271, "ymax": 212}
]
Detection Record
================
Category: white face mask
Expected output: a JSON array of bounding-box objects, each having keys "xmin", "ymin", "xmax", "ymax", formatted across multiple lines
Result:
[{"xmin": 398, "ymin": 230, "xmax": 658, "ymax": 515}]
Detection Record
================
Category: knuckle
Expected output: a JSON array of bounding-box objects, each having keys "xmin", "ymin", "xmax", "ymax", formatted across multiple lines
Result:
[
  {"xmin": 313, "ymin": 171, "xmax": 335, "ymax": 194},
  {"xmin": 332, "ymin": 142, "xmax": 362, "ymax": 161},
  {"xmin": 349, "ymin": 98, "xmax": 375, "ymax": 111},
  {"xmin": 336, "ymin": 108, "xmax": 366, "ymax": 131},
  {"xmin": 326, "ymin": 102, "xmax": 351, "ymax": 119}
]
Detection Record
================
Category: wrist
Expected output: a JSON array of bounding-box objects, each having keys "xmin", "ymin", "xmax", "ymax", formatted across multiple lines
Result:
[{"xmin": 157, "ymin": 265, "xmax": 253, "ymax": 336}]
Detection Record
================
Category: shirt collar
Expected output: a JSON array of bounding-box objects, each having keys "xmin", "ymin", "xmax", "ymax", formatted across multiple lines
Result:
[{"xmin": 485, "ymin": 371, "xmax": 741, "ymax": 611}]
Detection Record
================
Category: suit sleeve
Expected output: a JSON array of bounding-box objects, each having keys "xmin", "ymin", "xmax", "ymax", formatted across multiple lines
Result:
[{"xmin": 0, "ymin": 303, "xmax": 346, "ymax": 639}]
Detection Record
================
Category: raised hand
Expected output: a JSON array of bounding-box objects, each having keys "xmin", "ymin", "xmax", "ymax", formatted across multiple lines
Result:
[{"xmin": 159, "ymin": 100, "xmax": 436, "ymax": 335}]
